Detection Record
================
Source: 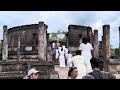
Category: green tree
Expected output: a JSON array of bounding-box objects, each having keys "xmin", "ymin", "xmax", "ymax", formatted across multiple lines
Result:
[{"xmin": 49, "ymin": 30, "xmax": 67, "ymax": 42}]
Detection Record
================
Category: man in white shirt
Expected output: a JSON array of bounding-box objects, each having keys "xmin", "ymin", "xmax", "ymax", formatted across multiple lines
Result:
[{"xmin": 68, "ymin": 50, "xmax": 87, "ymax": 79}]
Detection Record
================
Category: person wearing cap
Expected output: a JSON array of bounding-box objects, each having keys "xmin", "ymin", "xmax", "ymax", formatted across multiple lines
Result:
[{"xmin": 23, "ymin": 68, "xmax": 40, "ymax": 79}]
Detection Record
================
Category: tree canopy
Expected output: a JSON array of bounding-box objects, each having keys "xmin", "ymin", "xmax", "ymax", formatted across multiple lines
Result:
[{"xmin": 49, "ymin": 30, "xmax": 67, "ymax": 42}]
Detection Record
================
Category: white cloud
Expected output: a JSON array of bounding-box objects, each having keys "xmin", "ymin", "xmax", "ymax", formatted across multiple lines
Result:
[{"xmin": 0, "ymin": 11, "xmax": 119, "ymax": 48}]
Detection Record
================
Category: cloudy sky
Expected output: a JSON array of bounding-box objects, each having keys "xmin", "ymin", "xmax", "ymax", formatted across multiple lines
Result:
[{"xmin": 0, "ymin": 11, "xmax": 119, "ymax": 48}]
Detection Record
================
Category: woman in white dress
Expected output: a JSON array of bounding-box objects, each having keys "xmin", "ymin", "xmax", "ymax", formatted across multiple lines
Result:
[
  {"xmin": 79, "ymin": 37, "xmax": 93, "ymax": 73},
  {"xmin": 58, "ymin": 46, "xmax": 62, "ymax": 53},
  {"xmin": 62, "ymin": 45, "xmax": 66, "ymax": 52},
  {"xmin": 59, "ymin": 48, "xmax": 66, "ymax": 68},
  {"xmin": 55, "ymin": 47, "xmax": 59, "ymax": 61},
  {"xmin": 65, "ymin": 47, "xmax": 68, "ymax": 58},
  {"xmin": 67, "ymin": 51, "xmax": 73, "ymax": 67}
]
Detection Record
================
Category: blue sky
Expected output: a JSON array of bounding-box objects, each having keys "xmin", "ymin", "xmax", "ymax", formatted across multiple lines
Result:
[{"xmin": 0, "ymin": 11, "xmax": 119, "ymax": 48}]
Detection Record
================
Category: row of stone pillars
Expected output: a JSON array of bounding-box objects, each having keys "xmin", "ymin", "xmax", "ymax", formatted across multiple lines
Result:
[
  {"xmin": 92, "ymin": 25, "xmax": 110, "ymax": 72},
  {"xmin": 1, "ymin": 22, "xmax": 48, "ymax": 61},
  {"xmin": 65, "ymin": 25, "xmax": 111, "ymax": 72},
  {"xmin": 65, "ymin": 27, "xmax": 99, "ymax": 58}
]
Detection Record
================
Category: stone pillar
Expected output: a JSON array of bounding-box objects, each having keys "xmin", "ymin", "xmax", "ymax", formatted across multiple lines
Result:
[
  {"xmin": 119, "ymin": 27, "xmax": 120, "ymax": 57},
  {"xmin": 1, "ymin": 40, "xmax": 3, "ymax": 54},
  {"xmin": 66, "ymin": 32, "xmax": 69, "ymax": 48},
  {"xmin": 47, "ymin": 33, "xmax": 49, "ymax": 45},
  {"xmin": 38, "ymin": 22, "xmax": 47, "ymax": 61},
  {"xmin": 45, "ymin": 25, "xmax": 48, "ymax": 61},
  {"xmin": 102, "ymin": 36, "xmax": 103, "ymax": 57},
  {"xmin": 33, "ymin": 33, "xmax": 36, "ymax": 46},
  {"xmin": 93, "ymin": 30, "xmax": 98, "ymax": 58},
  {"xmin": 2, "ymin": 25, "xmax": 8, "ymax": 61},
  {"xmin": 103, "ymin": 25, "xmax": 110, "ymax": 72},
  {"xmin": 79, "ymin": 34, "xmax": 82, "ymax": 46},
  {"xmin": 87, "ymin": 27, "xmax": 93, "ymax": 44},
  {"xmin": 17, "ymin": 35, "xmax": 20, "ymax": 61}
]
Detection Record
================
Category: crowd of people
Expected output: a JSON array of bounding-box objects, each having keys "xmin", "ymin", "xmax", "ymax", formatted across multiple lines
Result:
[
  {"xmin": 23, "ymin": 37, "xmax": 118, "ymax": 79},
  {"xmin": 52, "ymin": 40, "xmax": 73, "ymax": 68},
  {"xmin": 51, "ymin": 37, "xmax": 118, "ymax": 79}
]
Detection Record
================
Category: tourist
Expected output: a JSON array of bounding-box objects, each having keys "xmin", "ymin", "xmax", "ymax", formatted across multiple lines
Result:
[
  {"xmin": 79, "ymin": 37, "xmax": 93, "ymax": 73},
  {"xmin": 52, "ymin": 42, "xmax": 56, "ymax": 61},
  {"xmin": 89, "ymin": 58, "xmax": 104, "ymax": 79},
  {"xmin": 58, "ymin": 45, "xmax": 62, "ymax": 53},
  {"xmin": 82, "ymin": 75, "xmax": 95, "ymax": 79},
  {"xmin": 59, "ymin": 48, "xmax": 66, "ymax": 68},
  {"xmin": 68, "ymin": 50, "xmax": 87, "ymax": 79},
  {"xmin": 62, "ymin": 45, "xmax": 66, "ymax": 52},
  {"xmin": 67, "ymin": 51, "xmax": 73, "ymax": 67},
  {"xmin": 24, "ymin": 68, "xmax": 40, "ymax": 79},
  {"xmin": 65, "ymin": 47, "xmax": 68, "ymax": 59},
  {"xmin": 56, "ymin": 40, "xmax": 61, "ymax": 48},
  {"xmin": 55, "ymin": 47, "xmax": 59, "ymax": 62},
  {"xmin": 107, "ymin": 74, "xmax": 116, "ymax": 79},
  {"xmin": 67, "ymin": 67, "xmax": 78, "ymax": 79}
]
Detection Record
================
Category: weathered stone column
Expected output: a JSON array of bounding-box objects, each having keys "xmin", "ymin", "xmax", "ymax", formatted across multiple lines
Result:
[
  {"xmin": 17, "ymin": 35, "xmax": 20, "ymax": 61},
  {"xmin": 2, "ymin": 25, "xmax": 8, "ymax": 61},
  {"xmin": 119, "ymin": 27, "xmax": 120, "ymax": 57},
  {"xmin": 66, "ymin": 32, "xmax": 69, "ymax": 48},
  {"xmin": 103, "ymin": 25, "xmax": 110, "ymax": 72},
  {"xmin": 102, "ymin": 36, "xmax": 103, "ymax": 57},
  {"xmin": 47, "ymin": 33, "xmax": 49, "ymax": 45},
  {"xmin": 38, "ymin": 22, "xmax": 47, "ymax": 61},
  {"xmin": 44, "ymin": 24, "xmax": 49, "ymax": 61},
  {"xmin": 33, "ymin": 33, "xmax": 36, "ymax": 46},
  {"xmin": 93, "ymin": 30, "xmax": 98, "ymax": 58},
  {"xmin": 1, "ymin": 40, "xmax": 3, "ymax": 55},
  {"xmin": 87, "ymin": 27, "xmax": 93, "ymax": 44},
  {"xmin": 79, "ymin": 34, "xmax": 82, "ymax": 45}
]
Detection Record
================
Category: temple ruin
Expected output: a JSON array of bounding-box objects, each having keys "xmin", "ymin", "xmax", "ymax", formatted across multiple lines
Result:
[
  {"xmin": 0, "ymin": 21, "xmax": 58, "ymax": 79},
  {"xmin": 66, "ymin": 24, "xmax": 120, "ymax": 73},
  {"xmin": 0, "ymin": 21, "xmax": 120, "ymax": 78}
]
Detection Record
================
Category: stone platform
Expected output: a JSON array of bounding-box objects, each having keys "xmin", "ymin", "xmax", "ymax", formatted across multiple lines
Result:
[{"xmin": 0, "ymin": 60, "xmax": 56, "ymax": 79}]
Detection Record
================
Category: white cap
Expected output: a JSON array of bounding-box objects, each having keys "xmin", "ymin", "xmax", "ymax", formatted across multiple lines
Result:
[{"xmin": 27, "ymin": 68, "xmax": 39, "ymax": 76}]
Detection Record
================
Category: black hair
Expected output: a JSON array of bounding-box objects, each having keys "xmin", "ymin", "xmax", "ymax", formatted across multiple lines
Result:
[
  {"xmin": 76, "ymin": 50, "xmax": 81, "ymax": 55},
  {"xmin": 68, "ymin": 67, "xmax": 77, "ymax": 77},
  {"xmin": 90, "ymin": 58, "xmax": 100, "ymax": 68},
  {"xmin": 68, "ymin": 51, "xmax": 70, "ymax": 54},
  {"xmin": 82, "ymin": 37, "xmax": 88, "ymax": 44},
  {"xmin": 61, "ymin": 48, "xmax": 63, "ymax": 51}
]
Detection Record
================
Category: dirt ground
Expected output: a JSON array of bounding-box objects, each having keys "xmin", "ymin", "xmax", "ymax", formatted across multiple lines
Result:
[{"xmin": 54, "ymin": 65, "xmax": 69, "ymax": 79}]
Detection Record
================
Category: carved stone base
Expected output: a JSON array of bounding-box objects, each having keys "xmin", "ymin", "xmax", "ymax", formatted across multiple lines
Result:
[{"xmin": 0, "ymin": 61, "xmax": 56, "ymax": 79}]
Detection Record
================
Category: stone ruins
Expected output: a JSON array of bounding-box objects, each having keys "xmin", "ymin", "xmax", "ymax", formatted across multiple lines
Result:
[
  {"xmin": 0, "ymin": 22, "xmax": 58, "ymax": 79},
  {"xmin": 0, "ymin": 21, "xmax": 120, "ymax": 79}
]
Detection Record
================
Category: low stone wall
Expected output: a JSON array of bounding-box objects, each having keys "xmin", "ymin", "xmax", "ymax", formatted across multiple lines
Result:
[
  {"xmin": 0, "ymin": 61, "xmax": 56, "ymax": 79},
  {"xmin": 108, "ymin": 59, "xmax": 120, "ymax": 72}
]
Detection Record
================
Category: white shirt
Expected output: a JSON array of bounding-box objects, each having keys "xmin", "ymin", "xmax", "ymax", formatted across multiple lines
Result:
[
  {"xmin": 52, "ymin": 42, "xmax": 56, "ymax": 48},
  {"xmin": 67, "ymin": 53, "xmax": 72, "ymax": 59},
  {"xmin": 79, "ymin": 43, "xmax": 93, "ymax": 58},
  {"xmin": 65, "ymin": 48, "xmax": 68, "ymax": 54},
  {"xmin": 58, "ymin": 47, "xmax": 62, "ymax": 52},
  {"xmin": 59, "ymin": 51, "xmax": 65, "ymax": 57},
  {"xmin": 68, "ymin": 55, "xmax": 87, "ymax": 74},
  {"xmin": 62, "ymin": 45, "xmax": 66, "ymax": 51}
]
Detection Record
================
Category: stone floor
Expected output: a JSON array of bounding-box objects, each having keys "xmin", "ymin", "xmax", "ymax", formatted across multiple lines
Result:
[{"xmin": 54, "ymin": 65, "xmax": 69, "ymax": 79}]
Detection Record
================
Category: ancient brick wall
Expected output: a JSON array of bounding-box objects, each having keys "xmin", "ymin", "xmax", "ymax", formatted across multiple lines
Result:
[
  {"xmin": 8, "ymin": 24, "xmax": 38, "ymax": 47},
  {"xmin": 68, "ymin": 25, "xmax": 92, "ymax": 47}
]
